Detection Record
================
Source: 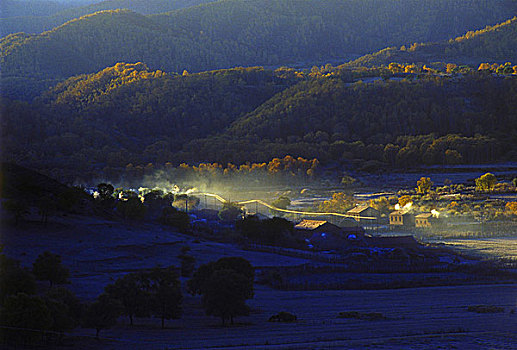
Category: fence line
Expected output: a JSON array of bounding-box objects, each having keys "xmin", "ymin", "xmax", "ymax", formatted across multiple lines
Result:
[{"xmin": 194, "ymin": 192, "xmax": 376, "ymax": 224}]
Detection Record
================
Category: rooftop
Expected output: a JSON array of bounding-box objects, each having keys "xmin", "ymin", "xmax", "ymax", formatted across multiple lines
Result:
[
  {"xmin": 294, "ymin": 219, "xmax": 329, "ymax": 230},
  {"xmin": 347, "ymin": 205, "xmax": 371, "ymax": 214},
  {"xmin": 415, "ymin": 213, "xmax": 433, "ymax": 219}
]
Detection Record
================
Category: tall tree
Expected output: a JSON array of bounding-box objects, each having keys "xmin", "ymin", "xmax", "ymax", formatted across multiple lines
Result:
[
  {"xmin": 148, "ymin": 267, "xmax": 182, "ymax": 329},
  {"xmin": 32, "ymin": 251, "xmax": 70, "ymax": 287},
  {"xmin": 105, "ymin": 272, "xmax": 151, "ymax": 326},
  {"xmin": 188, "ymin": 257, "xmax": 254, "ymax": 325},
  {"xmin": 82, "ymin": 294, "xmax": 122, "ymax": 338},
  {"xmin": 201, "ymin": 269, "xmax": 251, "ymax": 325}
]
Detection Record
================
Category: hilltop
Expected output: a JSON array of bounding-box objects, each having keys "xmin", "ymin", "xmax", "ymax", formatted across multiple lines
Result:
[
  {"xmin": 1, "ymin": 0, "xmax": 213, "ymax": 35},
  {"xmin": 347, "ymin": 17, "xmax": 517, "ymax": 67},
  {"xmin": 2, "ymin": 0, "xmax": 516, "ymax": 81}
]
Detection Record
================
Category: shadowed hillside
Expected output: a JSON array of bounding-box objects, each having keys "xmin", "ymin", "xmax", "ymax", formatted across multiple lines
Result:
[{"xmin": 1, "ymin": 63, "xmax": 301, "ymax": 179}]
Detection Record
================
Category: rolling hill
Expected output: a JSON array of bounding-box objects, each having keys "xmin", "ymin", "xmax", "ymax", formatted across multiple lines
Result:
[
  {"xmin": 1, "ymin": 63, "xmax": 301, "ymax": 179},
  {"xmin": 0, "ymin": 0, "xmax": 214, "ymax": 35},
  {"xmin": 2, "ymin": 62, "xmax": 516, "ymax": 180},
  {"xmin": 2, "ymin": 0, "xmax": 516, "ymax": 83},
  {"xmin": 176, "ymin": 72, "xmax": 517, "ymax": 167},
  {"xmin": 347, "ymin": 17, "xmax": 517, "ymax": 67}
]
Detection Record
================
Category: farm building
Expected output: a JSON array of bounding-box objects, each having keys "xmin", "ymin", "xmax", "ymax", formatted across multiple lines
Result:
[
  {"xmin": 346, "ymin": 205, "xmax": 379, "ymax": 222},
  {"xmin": 295, "ymin": 219, "xmax": 343, "ymax": 235},
  {"xmin": 295, "ymin": 219, "xmax": 364, "ymax": 239},
  {"xmin": 389, "ymin": 210, "xmax": 414, "ymax": 227},
  {"xmin": 415, "ymin": 213, "xmax": 438, "ymax": 228}
]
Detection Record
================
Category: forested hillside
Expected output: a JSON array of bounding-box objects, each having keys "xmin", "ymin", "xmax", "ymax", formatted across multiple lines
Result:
[
  {"xmin": 178, "ymin": 72, "xmax": 517, "ymax": 168},
  {"xmin": 1, "ymin": 0, "xmax": 213, "ymax": 35},
  {"xmin": 2, "ymin": 62, "xmax": 516, "ymax": 180},
  {"xmin": 348, "ymin": 17, "xmax": 517, "ymax": 67},
  {"xmin": 2, "ymin": 0, "xmax": 516, "ymax": 83},
  {"xmin": 1, "ymin": 64, "xmax": 301, "ymax": 180}
]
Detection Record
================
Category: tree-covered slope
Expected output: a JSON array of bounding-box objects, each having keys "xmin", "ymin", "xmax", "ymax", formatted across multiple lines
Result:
[
  {"xmin": 347, "ymin": 17, "xmax": 517, "ymax": 67},
  {"xmin": 178, "ymin": 72, "xmax": 517, "ymax": 166},
  {"xmin": 1, "ymin": 63, "xmax": 301, "ymax": 179},
  {"xmin": 2, "ymin": 63, "xmax": 516, "ymax": 179},
  {"xmin": 1, "ymin": 0, "xmax": 214, "ymax": 35},
  {"xmin": 2, "ymin": 0, "xmax": 516, "ymax": 81}
]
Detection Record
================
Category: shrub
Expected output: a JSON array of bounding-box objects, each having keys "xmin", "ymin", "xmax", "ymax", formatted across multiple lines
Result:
[
  {"xmin": 268, "ymin": 311, "xmax": 297, "ymax": 322},
  {"xmin": 467, "ymin": 305, "xmax": 504, "ymax": 313}
]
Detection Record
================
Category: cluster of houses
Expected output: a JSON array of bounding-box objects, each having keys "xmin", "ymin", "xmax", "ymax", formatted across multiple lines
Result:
[
  {"xmin": 343, "ymin": 204, "xmax": 440, "ymax": 229},
  {"xmin": 294, "ymin": 218, "xmax": 419, "ymax": 251},
  {"xmin": 288, "ymin": 204, "xmax": 444, "ymax": 251},
  {"xmin": 389, "ymin": 210, "xmax": 440, "ymax": 228}
]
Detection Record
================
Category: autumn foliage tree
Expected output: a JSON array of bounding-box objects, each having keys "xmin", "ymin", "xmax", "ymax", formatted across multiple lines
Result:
[
  {"xmin": 475, "ymin": 173, "xmax": 497, "ymax": 192},
  {"xmin": 416, "ymin": 177, "xmax": 433, "ymax": 194}
]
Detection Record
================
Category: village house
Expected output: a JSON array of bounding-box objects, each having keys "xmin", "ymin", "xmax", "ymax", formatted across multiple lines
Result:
[
  {"xmin": 294, "ymin": 219, "xmax": 364, "ymax": 238},
  {"xmin": 346, "ymin": 205, "xmax": 379, "ymax": 223},
  {"xmin": 389, "ymin": 210, "xmax": 414, "ymax": 227},
  {"xmin": 415, "ymin": 213, "xmax": 437, "ymax": 228},
  {"xmin": 295, "ymin": 219, "xmax": 365, "ymax": 250},
  {"xmin": 295, "ymin": 219, "xmax": 344, "ymax": 235}
]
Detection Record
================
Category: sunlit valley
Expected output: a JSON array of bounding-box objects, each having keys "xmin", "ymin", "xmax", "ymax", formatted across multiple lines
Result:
[{"xmin": 1, "ymin": 0, "xmax": 516, "ymax": 349}]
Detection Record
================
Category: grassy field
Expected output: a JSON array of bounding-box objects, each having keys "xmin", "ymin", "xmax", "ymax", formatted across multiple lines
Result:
[
  {"xmin": 434, "ymin": 237, "xmax": 517, "ymax": 261},
  {"xmin": 2, "ymin": 214, "xmax": 516, "ymax": 349},
  {"xmin": 63, "ymin": 284, "xmax": 517, "ymax": 349}
]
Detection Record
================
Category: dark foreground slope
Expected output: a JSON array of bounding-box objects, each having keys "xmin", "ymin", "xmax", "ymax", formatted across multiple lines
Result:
[{"xmin": 2, "ymin": 0, "xmax": 516, "ymax": 80}]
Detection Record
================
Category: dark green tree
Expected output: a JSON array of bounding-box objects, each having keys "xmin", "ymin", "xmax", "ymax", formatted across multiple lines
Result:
[
  {"xmin": 218, "ymin": 202, "xmax": 244, "ymax": 221},
  {"xmin": 97, "ymin": 183, "xmax": 114, "ymax": 200},
  {"xmin": 105, "ymin": 272, "xmax": 151, "ymax": 326},
  {"xmin": 202, "ymin": 269, "xmax": 251, "ymax": 325},
  {"xmin": 159, "ymin": 206, "xmax": 190, "ymax": 231},
  {"xmin": 188, "ymin": 257, "xmax": 254, "ymax": 325},
  {"xmin": 148, "ymin": 267, "xmax": 182, "ymax": 329},
  {"xmin": 116, "ymin": 197, "xmax": 147, "ymax": 220},
  {"xmin": 0, "ymin": 253, "xmax": 36, "ymax": 303},
  {"xmin": 0, "ymin": 293, "xmax": 52, "ymax": 343},
  {"xmin": 32, "ymin": 251, "xmax": 70, "ymax": 287},
  {"xmin": 271, "ymin": 196, "xmax": 291, "ymax": 209},
  {"xmin": 45, "ymin": 287, "xmax": 83, "ymax": 327},
  {"xmin": 82, "ymin": 294, "xmax": 122, "ymax": 338}
]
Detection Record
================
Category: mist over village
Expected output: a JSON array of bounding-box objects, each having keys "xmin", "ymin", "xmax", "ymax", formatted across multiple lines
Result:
[{"xmin": 1, "ymin": 0, "xmax": 517, "ymax": 349}]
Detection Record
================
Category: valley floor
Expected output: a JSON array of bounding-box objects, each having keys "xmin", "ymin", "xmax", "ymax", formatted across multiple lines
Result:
[
  {"xmin": 64, "ymin": 284, "xmax": 517, "ymax": 349},
  {"xmin": 2, "ymin": 215, "xmax": 516, "ymax": 349}
]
